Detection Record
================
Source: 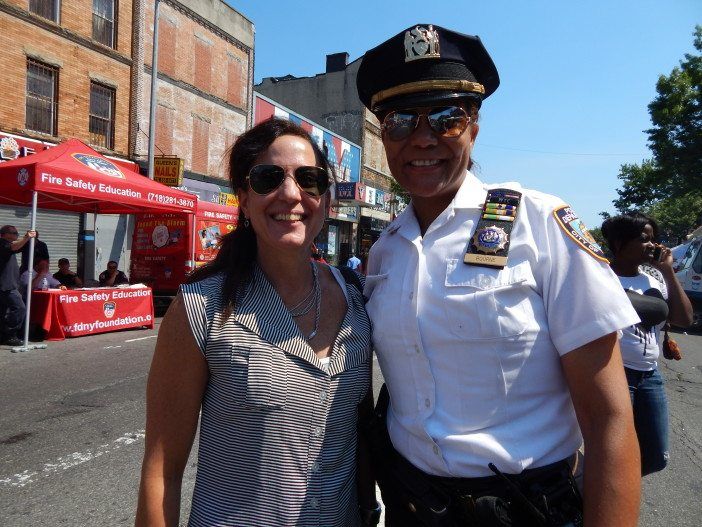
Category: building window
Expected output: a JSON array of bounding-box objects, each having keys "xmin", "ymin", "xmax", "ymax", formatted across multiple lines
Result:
[
  {"xmin": 89, "ymin": 82, "xmax": 115, "ymax": 149},
  {"xmin": 29, "ymin": 0, "xmax": 60, "ymax": 22},
  {"xmin": 92, "ymin": 0, "xmax": 116, "ymax": 48},
  {"xmin": 26, "ymin": 59, "xmax": 59, "ymax": 136}
]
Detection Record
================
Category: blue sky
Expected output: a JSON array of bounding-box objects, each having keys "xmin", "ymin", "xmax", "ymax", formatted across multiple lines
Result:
[{"xmin": 228, "ymin": 0, "xmax": 700, "ymax": 229}]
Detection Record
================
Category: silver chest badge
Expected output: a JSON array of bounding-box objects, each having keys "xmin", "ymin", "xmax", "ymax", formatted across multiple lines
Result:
[{"xmin": 404, "ymin": 25, "xmax": 441, "ymax": 62}]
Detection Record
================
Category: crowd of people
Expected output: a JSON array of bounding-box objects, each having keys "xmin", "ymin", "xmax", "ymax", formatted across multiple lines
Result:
[{"xmin": 0, "ymin": 224, "xmax": 129, "ymax": 346}]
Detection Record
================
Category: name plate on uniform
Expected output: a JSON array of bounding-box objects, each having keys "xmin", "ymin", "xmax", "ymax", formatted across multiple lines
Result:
[{"xmin": 464, "ymin": 188, "xmax": 522, "ymax": 269}]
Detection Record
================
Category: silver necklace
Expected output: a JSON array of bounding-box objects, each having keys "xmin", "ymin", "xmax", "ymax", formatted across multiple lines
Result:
[
  {"xmin": 288, "ymin": 276, "xmax": 317, "ymax": 317},
  {"xmin": 287, "ymin": 263, "xmax": 321, "ymax": 340}
]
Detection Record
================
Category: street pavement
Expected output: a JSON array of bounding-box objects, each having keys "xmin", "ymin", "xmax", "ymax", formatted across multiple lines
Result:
[{"xmin": 0, "ymin": 321, "xmax": 700, "ymax": 526}]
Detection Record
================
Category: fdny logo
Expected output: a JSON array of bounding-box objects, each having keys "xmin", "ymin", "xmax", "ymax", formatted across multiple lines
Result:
[
  {"xmin": 103, "ymin": 301, "xmax": 116, "ymax": 319},
  {"xmin": 72, "ymin": 154, "xmax": 124, "ymax": 178},
  {"xmin": 404, "ymin": 25, "xmax": 441, "ymax": 62},
  {"xmin": 17, "ymin": 168, "xmax": 29, "ymax": 186}
]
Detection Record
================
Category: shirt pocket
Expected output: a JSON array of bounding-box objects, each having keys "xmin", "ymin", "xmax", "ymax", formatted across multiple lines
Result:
[
  {"xmin": 227, "ymin": 345, "xmax": 288, "ymax": 410},
  {"xmin": 444, "ymin": 259, "xmax": 531, "ymax": 340}
]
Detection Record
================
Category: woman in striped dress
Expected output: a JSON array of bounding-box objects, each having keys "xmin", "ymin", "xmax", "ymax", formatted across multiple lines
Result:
[{"xmin": 136, "ymin": 118, "xmax": 378, "ymax": 526}]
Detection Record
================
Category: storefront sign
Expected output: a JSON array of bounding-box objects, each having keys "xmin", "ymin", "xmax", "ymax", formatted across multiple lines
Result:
[
  {"xmin": 327, "ymin": 225, "xmax": 337, "ymax": 255},
  {"xmin": 153, "ymin": 157, "xmax": 184, "ymax": 186},
  {"xmin": 219, "ymin": 192, "xmax": 239, "ymax": 207},
  {"xmin": 335, "ymin": 182, "xmax": 368, "ymax": 205}
]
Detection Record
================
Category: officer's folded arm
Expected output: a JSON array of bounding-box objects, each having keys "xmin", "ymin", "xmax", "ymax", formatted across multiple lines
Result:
[{"xmin": 561, "ymin": 332, "xmax": 641, "ymax": 527}]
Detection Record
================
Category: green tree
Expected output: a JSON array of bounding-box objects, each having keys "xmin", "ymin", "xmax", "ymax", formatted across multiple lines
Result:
[{"xmin": 612, "ymin": 26, "xmax": 702, "ymax": 238}]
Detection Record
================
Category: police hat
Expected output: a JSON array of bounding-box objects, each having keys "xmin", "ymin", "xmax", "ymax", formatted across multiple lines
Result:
[{"xmin": 356, "ymin": 24, "xmax": 499, "ymax": 113}]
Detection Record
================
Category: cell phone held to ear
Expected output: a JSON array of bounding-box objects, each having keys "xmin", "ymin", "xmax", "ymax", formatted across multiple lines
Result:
[{"xmin": 652, "ymin": 245, "xmax": 662, "ymax": 262}]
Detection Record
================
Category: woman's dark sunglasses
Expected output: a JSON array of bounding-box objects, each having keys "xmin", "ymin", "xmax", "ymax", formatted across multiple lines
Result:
[
  {"xmin": 247, "ymin": 164, "xmax": 330, "ymax": 197},
  {"xmin": 382, "ymin": 106, "xmax": 471, "ymax": 141}
]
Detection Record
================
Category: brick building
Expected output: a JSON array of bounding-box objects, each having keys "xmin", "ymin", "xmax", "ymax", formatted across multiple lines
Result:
[
  {"xmin": 0, "ymin": 0, "xmax": 254, "ymax": 281},
  {"xmin": 137, "ymin": 0, "xmax": 254, "ymax": 198},
  {"xmin": 0, "ymin": 0, "xmax": 138, "ymax": 276},
  {"xmin": 256, "ymin": 53, "xmax": 401, "ymax": 259}
]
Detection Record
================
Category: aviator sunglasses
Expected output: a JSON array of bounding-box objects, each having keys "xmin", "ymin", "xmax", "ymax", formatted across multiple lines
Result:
[
  {"xmin": 381, "ymin": 106, "xmax": 471, "ymax": 142},
  {"xmin": 247, "ymin": 164, "xmax": 330, "ymax": 197}
]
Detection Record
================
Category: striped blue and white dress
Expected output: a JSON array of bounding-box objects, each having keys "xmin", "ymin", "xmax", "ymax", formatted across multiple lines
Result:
[{"xmin": 180, "ymin": 264, "xmax": 372, "ymax": 527}]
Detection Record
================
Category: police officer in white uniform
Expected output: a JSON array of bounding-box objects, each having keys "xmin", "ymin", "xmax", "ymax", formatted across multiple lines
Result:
[{"xmin": 357, "ymin": 25, "xmax": 642, "ymax": 526}]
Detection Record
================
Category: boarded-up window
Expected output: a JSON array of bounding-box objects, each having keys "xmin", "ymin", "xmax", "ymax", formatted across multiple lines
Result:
[
  {"xmin": 194, "ymin": 39, "xmax": 212, "ymax": 93},
  {"xmin": 155, "ymin": 105, "xmax": 174, "ymax": 156},
  {"xmin": 191, "ymin": 117, "xmax": 209, "ymax": 175},
  {"xmin": 158, "ymin": 18, "xmax": 176, "ymax": 77},
  {"xmin": 227, "ymin": 56, "xmax": 245, "ymax": 108}
]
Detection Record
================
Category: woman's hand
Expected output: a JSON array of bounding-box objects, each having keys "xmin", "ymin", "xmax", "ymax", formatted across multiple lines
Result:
[{"xmin": 650, "ymin": 245, "xmax": 674, "ymax": 273}]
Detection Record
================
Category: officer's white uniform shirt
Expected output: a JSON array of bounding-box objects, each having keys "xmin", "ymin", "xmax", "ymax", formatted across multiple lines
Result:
[{"xmin": 364, "ymin": 172, "xmax": 639, "ymax": 478}]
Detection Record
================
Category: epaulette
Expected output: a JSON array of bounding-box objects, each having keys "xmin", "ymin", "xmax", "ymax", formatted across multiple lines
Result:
[{"xmin": 464, "ymin": 188, "xmax": 522, "ymax": 269}]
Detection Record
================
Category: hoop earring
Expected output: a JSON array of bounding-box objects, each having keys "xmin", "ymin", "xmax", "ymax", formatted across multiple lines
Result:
[{"xmin": 244, "ymin": 218, "xmax": 250, "ymax": 228}]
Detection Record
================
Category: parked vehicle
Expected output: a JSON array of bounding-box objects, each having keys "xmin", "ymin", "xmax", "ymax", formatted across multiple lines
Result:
[
  {"xmin": 130, "ymin": 200, "xmax": 237, "ymax": 311},
  {"xmin": 674, "ymin": 228, "xmax": 702, "ymax": 330}
]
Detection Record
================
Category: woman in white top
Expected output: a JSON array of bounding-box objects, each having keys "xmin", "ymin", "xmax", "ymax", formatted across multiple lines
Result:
[{"xmin": 602, "ymin": 212, "xmax": 693, "ymax": 475}]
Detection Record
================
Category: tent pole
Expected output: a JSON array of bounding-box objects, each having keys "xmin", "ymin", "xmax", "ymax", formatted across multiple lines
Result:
[{"xmin": 14, "ymin": 191, "xmax": 47, "ymax": 352}]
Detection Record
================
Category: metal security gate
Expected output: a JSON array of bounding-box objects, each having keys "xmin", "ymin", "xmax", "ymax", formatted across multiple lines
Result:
[{"xmin": 0, "ymin": 205, "xmax": 81, "ymax": 269}]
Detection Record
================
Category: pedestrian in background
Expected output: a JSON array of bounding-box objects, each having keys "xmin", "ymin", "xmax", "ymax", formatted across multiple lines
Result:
[
  {"xmin": 346, "ymin": 252, "xmax": 361, "ymax": 271},
  {"xmin": 602, "ymin": 212, "xmax": 693, "ymax": 476},
  {"xmin": 20, "ymin": 258, "xmax": 64, "ymax": 292},
  {"xmin": 99, "ymin": 260, "xmax": 129, "ymax": 286},
  {"xmin": 136, "ymin": 118, "xmax": 378, "ymax": 527},
  {"xmin": 0, "ymin": 225, "xmax": 35, "ymax": 346},
  {"xmin": 53, "ymin": 258, "xmax": 83, "ymax": 288},
  {"xmin": 20, "ymin": 230, "xmax": 48, "ymax": 274},
  {"xmin": 357, "ymin": 24, "xmax": 641, "ymax": 526}
]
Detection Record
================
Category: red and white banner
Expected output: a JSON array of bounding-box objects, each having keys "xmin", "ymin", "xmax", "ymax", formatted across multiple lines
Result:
[{"xmin": 30, "ymin": 287, "xmax": 154, "ymax": 340}]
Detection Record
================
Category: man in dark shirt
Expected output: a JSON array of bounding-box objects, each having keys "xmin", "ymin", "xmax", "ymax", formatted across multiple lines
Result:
[
  {"xmin": 20, "ymin": 230, "xmax": 49, "ymax": 274},
  {"xmin": 99, "ymin": 260, "xmax": 129, "ymax": 286},
  {"xmin": 0, "ymin": 225, "xmax": 36, "ymax": 346},
  {"xmin": 53, "ymin": 258, "xmax": 83, "ymax": 288}
]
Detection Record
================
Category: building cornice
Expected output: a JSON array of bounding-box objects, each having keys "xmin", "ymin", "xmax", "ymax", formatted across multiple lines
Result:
[{"xmin": 164, "ymin": 0, "xmax": 252, "ymax": 54}]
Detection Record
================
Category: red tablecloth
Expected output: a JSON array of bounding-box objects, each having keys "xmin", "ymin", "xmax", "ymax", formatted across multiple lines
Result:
[{"xmin": 30, "ymin": 287, "xmax": 154, "ymax": 340}]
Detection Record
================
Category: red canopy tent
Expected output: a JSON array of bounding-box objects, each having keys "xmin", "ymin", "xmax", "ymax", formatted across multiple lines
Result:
[
  {"xmin": 0, "ymin": 138, "xmax": 196, "ymax": 214},
  {"xmin": 0, "ymin": 138, "xmax": 197, "ymax": 350}
]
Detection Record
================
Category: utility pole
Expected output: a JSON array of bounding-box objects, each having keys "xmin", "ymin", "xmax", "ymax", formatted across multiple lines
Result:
[{"xmin": 146, "ymin": 0, "xmax": 160, "ymax": 180}]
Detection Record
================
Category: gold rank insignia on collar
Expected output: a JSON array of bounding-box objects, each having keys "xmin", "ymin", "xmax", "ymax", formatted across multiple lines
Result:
[
  {"xmin": 404, "ymin": 25, "xmax": 441, "ymax": 62},
  {"xmin": 464, "ymin": 188, "xmax": 522, "ymax": 268}
]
